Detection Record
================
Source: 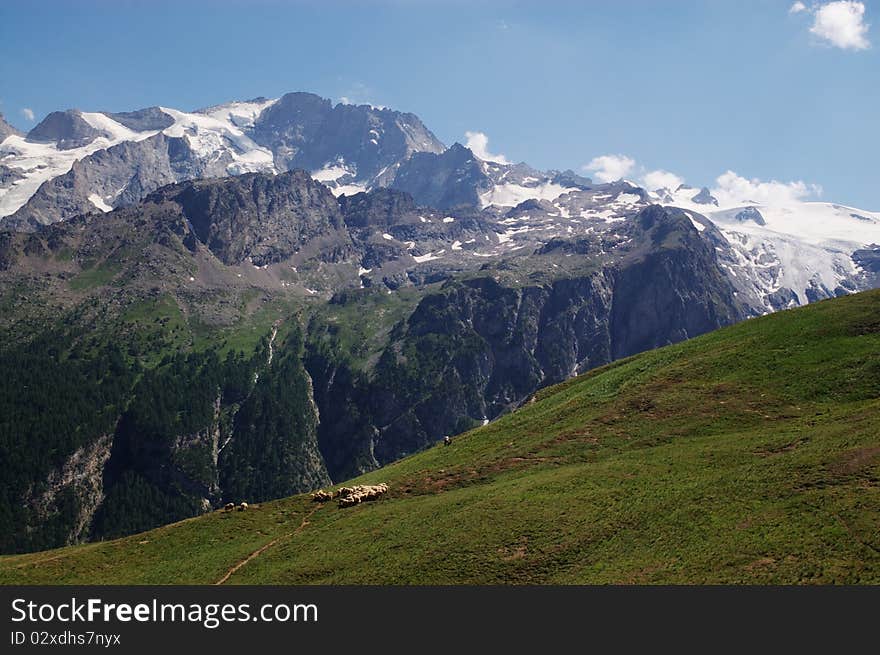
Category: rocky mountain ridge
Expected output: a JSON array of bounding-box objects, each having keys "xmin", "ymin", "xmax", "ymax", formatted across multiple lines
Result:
[
  {"xmin": 0, "ymin": 92, "xmax": 444, "ymax": 229},
  {"xmin": 3, "ymin": 92, "xmax": 878, "ymax": 315}
]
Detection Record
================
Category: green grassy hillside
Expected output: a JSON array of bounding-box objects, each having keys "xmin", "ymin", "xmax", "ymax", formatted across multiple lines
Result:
[{"xmin": 2, "ymin": 290, "xmax": 879, "ymax": 584}]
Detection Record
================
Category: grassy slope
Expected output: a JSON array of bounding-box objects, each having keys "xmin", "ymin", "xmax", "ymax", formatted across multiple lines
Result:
[{"xmin": 2, "ymin": 290, "xmax": 878, "ymax": 585}]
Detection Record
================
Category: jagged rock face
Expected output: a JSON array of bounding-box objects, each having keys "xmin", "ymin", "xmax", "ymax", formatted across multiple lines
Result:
[
  {"xmin": 609, "ymin": 205, "xmax": 742, "ymax": 358},
  {"xmin": 389, "ymin": 146, "xmax": 591, "ymax": 212},
  {"xmin": 306, "ymin": 206, "xmax": 745, "ymax": 477},
  {"xmin": 391, "ymin": 143, "xmax": 489, "ymax": 209},
  {"xmin": 853, "ymin": 246, "xmax": 880, "ymax": 291},
  {"xmin": 734, "ymin": 206, "xmax": 766, "ymax": 225},
  {"xmin": 26, "ymin": 110, "xmax": 107, "ymax": 150},
  {"xmin": 251, "ymin": 92, "xmax": 444, "ymax": 183},
  {"xmin": 0, "ymin": 165, "xmax": 24, "ymax": 186},
  {"xmin": 853, "ymin": 246, "xmax": 880, "ymax": 273},
  {"xmin": 151, "ymin": 169, "xmax": 350, "ymax": 266},
  {"xmin": 250, "ymin": 92, "xmax": 329, "ymax": 168},
  {"xmin": 691, "ymin": 186, "xmax": 719, "ymax": 206},
  {"xmin": 370, "ymin": 274, "xmax": 613, "ymax": 434},
  {"xmin": 5, "ymin": 133, "xmax": 201, "ymax": 229},
  {"xmin": 0, "ymin": 113, "xmax": 22, "ymax": 141},
  {"xmin": 1, "ymin": 92, "xmax": 447, "ymax": 229},
  {"xmin": 104, "ymin": 107, "xmax": 175, "ymax": 131},
  {"xmin": 339, "ymin": 187, "xmax": 418, "ymax": 229},
  {"xmin": 0, "ymin": 232, "xmax": 16, "ymax": 271},
  {"xmin": 506, "ymin": 198, "xmax": 557, "ymax": 217},
  {"xmin": 25, "ymin": 433, "xmax": 113, "ymax": 546},
  {"xmin": 304, "ymin": 348, "xmax": 382, "ymax": 482},
  {"xmin": 550, "ymin": 169, "xmax": 593, "ymax": 188}
]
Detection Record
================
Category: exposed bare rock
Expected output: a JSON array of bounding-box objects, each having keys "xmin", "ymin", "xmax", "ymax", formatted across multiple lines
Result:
[{"xmin": 26, "ymin": 433, "xmax": 113, "ymax": 545}]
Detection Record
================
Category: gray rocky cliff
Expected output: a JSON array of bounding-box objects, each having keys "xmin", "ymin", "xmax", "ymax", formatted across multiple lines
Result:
[
  {"xmin": 390, "ymin": 143, "xmax": 489, "ymax": 209},
  {"xmin": 26, "ymin": 110, "xmax": 107, "ymax": 150},
  {"xmin": 0, "ymin": 113, "xmax": 22, "ymax": 141},
  {"xmin": 6, "ymin": 133, "xmax": 202, "ymax": 229},
  {"xmin": 251, "ymin": 92, "xmax": 444, "ymax": 183},
  {"xmin": 25, "ymin": 433, "xmax": 113, "ymax": 546}
]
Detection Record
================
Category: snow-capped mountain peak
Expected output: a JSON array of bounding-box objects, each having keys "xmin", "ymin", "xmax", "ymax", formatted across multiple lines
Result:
[
  {"xmin": 1, "ymin": 92, "xmax": 878, "ymax": 317},
  {"xmin": 646, "ymin": 183, "xmax": 880, "ymax": 310},
  {"xmin": 0, "ymin": 92, "xmax": 444, "ymax": 227}
]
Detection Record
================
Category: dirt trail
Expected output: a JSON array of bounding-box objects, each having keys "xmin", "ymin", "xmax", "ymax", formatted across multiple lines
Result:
[{"xmin": 215, "ymin": 504, "xmax": 319, "ymax": 585}]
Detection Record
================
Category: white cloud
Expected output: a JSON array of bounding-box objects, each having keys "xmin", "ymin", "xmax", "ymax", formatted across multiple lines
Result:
[
  {"xmin": 581, "ymin": 156, "xmax": 822, "ymax": 208},
  {"xmin": 21, "ymin": 108, "xmax": 34, "ymax": 121},
  {"xmin": 584, "ymin": 155, "xmax": 685, "ymax": 189},
  {"xmin": 583, "ymin": 154, "xmax": 635, "ymax": 183},
  {"xmin": 711, "ymin": 170, "xmax": 822, "ymax": 206},
  {"xmin": 642, "ymin": 169, "xmax": 684, "ymax": 192},
  {"xmin": 465, "ymin": 131, "xmax": 510, "ymax": 164},
  {"xmin": 795, "ymin": 1, "xmax": 871, "ymax": 50}
]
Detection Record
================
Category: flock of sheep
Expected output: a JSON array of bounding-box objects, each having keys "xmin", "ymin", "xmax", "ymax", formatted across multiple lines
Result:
[
  {"xmin": 218, "ymin": 483, "xmax": 389, "ymax": 515},
  {"xmin": 311, "ymin": 483, "xmax": 390, "ymax": 508}
]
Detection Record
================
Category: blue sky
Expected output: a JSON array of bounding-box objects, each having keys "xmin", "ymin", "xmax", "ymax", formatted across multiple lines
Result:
[{"xmin": 1, "ymin": 0, "xmax": 878, "ymax": 208}]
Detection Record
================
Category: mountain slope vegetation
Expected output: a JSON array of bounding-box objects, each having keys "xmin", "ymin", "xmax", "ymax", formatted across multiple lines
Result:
[
  {"xmin": 0, "ymin": 172, "xmax": 750, "ymax": 553},
  {"xmin": 2, "ymin": 289, "xmax": 877, "ymax": 584}
]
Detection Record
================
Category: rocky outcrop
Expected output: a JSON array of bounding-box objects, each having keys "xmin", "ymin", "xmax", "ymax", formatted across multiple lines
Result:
[
  {"xmin": 391, "ymin": 143, "xmax": 489, "ymax": 209},
  {"xmin": 0, "ymin": 165, "xmax": 24, "ymax": 186},
  {"xmin": 26, "ymin": 433, "xmax": 113, "ymax": 546},
  {"xmin": 251, "ymin": 92, "xmax": 445, "ymax": 184},
  {"xmin": 853, "ymin": 246, "xmax": 880, "ymax": 292},
  {"xmin": 691, "ymin": 186, "xmax": 719, "ymax": 206},
  {"xmin": 304, "ymin": 345, "xmax": 382, "ymax": 482},
  {"xmin": 171, "ymin": 394, "xmax": 224, "ymax": 500},
  {"xmin": 853, "ymin": 246, "xmax": 880, "ymax": 273},
  {"xmin": 550, "ymin": 169, "xmax": 593, "ymax": 188},
  {"xmin": 608, "ymin": 205, "xmax": 742, "ymax": 358},
  {"xmin": 151, "ymin": 169, "xmax": 352, "ymax": 266},
  {"xmin": 362, "ymin": 274, "xmax": 614, "ymax": 461},
  {"xmin": 5, "ymin": 133, "xmax": 202, "ymax": 229},
  {"xmin": 0, "ymin": 113, "xmax": 22, "ymax": 141},
  {"xmin": 104, "ymin": 107, "xmax": 175, "ymax": 132},
  {"xmin": 26, "ymin": 110, "xmax": 107, "ymax": 150},
  {"xmin": 733, "ymin": 206, "xmax": 766, "ymax": 226},
  {"xmin": 339, "ymin": 187, "xmax": 418, "ymax": 229}
]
